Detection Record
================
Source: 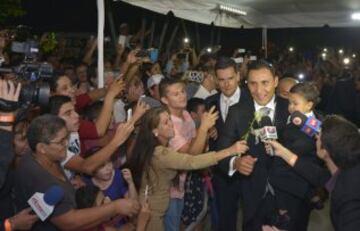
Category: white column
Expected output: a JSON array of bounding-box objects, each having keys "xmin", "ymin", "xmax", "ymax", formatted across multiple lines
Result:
[{"xmin": 97, "ymin": 0, "xmax": 105, "ymax": 88}]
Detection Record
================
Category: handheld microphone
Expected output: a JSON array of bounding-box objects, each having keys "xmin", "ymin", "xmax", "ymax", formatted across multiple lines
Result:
[
  {"xmin": 28, "ymin": 185, "xmax": 64, "ymax": 221},
  {"xmin": 290, "ymin": 111, "xmax": 321, "ymax": 137},
  {"xmin": 259, "ymin": 116, "xmax": 278, "ymax": 156}
]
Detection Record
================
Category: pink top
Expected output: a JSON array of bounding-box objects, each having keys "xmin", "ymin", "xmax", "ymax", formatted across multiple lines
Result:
[{"xmin": 168, "ymin": 110, "xmax": 196, "ymax": 199}]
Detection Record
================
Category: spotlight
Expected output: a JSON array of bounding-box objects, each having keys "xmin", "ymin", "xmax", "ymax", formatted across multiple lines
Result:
[
  {"xmin": 219, "ymin": 4, "xmax": 247, "ymax": 16},
  {"xmin": 206, "ymin": 47, "xmax": 212, "ymax": 53},
  {"xmin": 343, "ymin": 57, "xmax": 351, "ymax": 65},
  {"xmin": 298, "ymin": 73, "xmax": 305, "ymax": 81},
  {"xmin": 351, "ymin": 12, "xmax": 360, "ymax": 20},
  {"xmin": 338, "ymin": 49, "xmax": 344, "ymax": 55},
  {"xmin": 184, "ymin": 38, "xmax": 189, "ymax": 44},
  {"xmin": 289, "ymin": 47, "xmax": 294, "ymax": 52}
]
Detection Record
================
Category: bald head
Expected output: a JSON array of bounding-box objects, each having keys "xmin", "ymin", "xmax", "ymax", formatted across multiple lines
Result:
[{"xmin": 277, "ymin": 77, "xmax": 298, "ymax": 99}]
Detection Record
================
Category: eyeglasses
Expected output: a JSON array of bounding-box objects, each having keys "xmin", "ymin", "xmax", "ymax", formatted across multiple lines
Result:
[{"xmin": 47, "ymin": 134, "xmax": 69, "ymax": 147}]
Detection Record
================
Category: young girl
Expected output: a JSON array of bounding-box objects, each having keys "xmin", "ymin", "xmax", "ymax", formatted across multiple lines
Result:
[
  {"xmin": 83, "ymin": 147, "xmax": 138, "ymax": 230},
  {"xmin": 269, "ymin": 82, "xmax": 324, "ymax": 230}
]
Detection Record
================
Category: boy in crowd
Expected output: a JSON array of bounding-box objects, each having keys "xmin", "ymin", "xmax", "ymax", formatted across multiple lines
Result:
[{"xmin": 159, "ymin": 78, "xmax": 218, "ymax": 230}]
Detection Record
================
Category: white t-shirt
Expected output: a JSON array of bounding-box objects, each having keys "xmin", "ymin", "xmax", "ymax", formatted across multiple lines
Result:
[{"xmin": 61, "ymin": 132, "xmax": 81, "ymax": 180}]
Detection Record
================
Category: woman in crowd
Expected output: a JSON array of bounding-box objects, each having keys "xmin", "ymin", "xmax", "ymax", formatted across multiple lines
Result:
[{"xmin": 126, "ymin": 107, "xmax": 249, "ymax": 230}]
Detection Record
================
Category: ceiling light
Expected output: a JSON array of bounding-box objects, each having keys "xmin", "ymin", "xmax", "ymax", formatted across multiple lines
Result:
[
  {"xmin": 351, "ymin": 12, "xmax": 360, "ymax": 20},
  {"xmin": 219, "ymin": 4, "xmax": 247, "ymax": 16}
]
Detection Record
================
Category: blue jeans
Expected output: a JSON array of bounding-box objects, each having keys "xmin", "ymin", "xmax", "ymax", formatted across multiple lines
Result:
[{"xmin": 164, "ymin": 198, "xmax": 184, "ymax": 231}]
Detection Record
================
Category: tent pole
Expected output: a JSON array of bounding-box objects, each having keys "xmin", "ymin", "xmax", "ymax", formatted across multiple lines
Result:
[
  {"xmin": 140, "ymin": 17, "xmax": 146, "ymax": 48},
  {"xmin": 148, "ymin": 19, "xmax": 156, "ymax": 48},
  {"xmin": 97, "ymin": 0, "xmax": 105, "ymax": 88},
  {"xmin": 105, "ymin": 0, "xmax": 117, "ymax": 50},
  {"xmin": 158, "ymin": 14, "xmax": 170, "ymax": 54},
  {"xmin": 262, "ymin": 26, "xmax": 268, "ymax": 59},
  {"xmin": 166, "ymin": 22, "xmax": 180, "ymax": 60}
]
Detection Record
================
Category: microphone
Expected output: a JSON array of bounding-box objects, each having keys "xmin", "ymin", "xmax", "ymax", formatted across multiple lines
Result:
[
  {"xmin": 27, "ymin": 185, "xmax": 64, "ymax": 221},
  {"xmin": 290, "ymin": 111, "xmax": 321, "ymax": 137},
  {"xmin": 259, "ymin": 116, "xmax": 278, "ymax": 156}
]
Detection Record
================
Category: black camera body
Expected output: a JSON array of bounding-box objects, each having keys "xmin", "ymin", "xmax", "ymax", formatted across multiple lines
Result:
[{"xmin": 0, "ymin": 40, "xmax": 53, "ymax": 112}]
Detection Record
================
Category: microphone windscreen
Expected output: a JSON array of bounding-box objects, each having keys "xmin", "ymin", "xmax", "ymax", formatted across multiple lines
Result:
[
  {"xmin": 260, "ymin": 116, "xmax": 273, "ymax": 127},
  {"xmin": 290, "ymin": 111, "xmax": 307, "ymax": 127},
  {"xmin": 43, "ymin": 185, "xmax": 64, "ymax": 206}
]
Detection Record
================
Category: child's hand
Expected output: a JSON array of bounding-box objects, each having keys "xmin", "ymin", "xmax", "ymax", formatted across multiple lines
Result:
[{"xmin": 122, "ymin": 168, "xmax": 134, "ymax": 184}]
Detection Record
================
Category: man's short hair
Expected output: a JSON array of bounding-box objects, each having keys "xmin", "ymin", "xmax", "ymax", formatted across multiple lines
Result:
[
  {"xmin": 49, "ymin": 95, "xmax": 72, "ymax": 115},
  {"xmin": 321, "ymin": 115, "xmax": 360, "ymax": 169},
  {"xmin": 187, "ymin": 98, "xmax": 205, "ymax": 113},
  {"xmin": 27, "ymin": 114, "xmax": 66, "ymax": 152},
  {"xmin": 215, "ymin": 57, "xmax": 237, "ymax": 72},
  {"xmin": 159, "ymin": 77, "xmax": 185, "ymax": 98},
  {"xmin": 247, "ymin": 59, "xmax": 276, "ymax": 77},
  {"xmin": 50, "ymin": 72, "xmax": 67, "ymax": 93}
]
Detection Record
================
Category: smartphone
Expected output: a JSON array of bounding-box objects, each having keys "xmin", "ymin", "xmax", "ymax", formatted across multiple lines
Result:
[
  {"xmin": 233, "ymin": 57, "xmax": 244, "ymax": 64},
  {"xmin": 118, "ymin": 35, "xmax": 127, "ymax": 46},
  {"xmin": 127, "ymin": 108, "xmax": 132, "ymax": 122},
  {"xmin": 250, "ymin": 56, "xmax": 257, "ymax": 61}
]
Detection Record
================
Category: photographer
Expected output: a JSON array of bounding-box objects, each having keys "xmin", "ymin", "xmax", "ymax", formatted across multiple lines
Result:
[{"xmin": 0, "ymin": 79, "xmax": 38, "ymax": 231}]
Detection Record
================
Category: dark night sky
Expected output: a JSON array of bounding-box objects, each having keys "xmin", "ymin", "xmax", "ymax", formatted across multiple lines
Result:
[{"xmin": 8, "ymin": 0, "xmax": 360, "ymax": 52}]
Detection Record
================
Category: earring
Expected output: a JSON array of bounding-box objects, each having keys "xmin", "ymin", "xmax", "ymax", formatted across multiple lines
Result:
[{"xmin": 154, "ymin": 132, "xmax": 158, "ymax": 137}]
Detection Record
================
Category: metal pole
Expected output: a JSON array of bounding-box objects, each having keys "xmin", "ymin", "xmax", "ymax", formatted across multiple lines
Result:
[
  {"xmin": 97, "ymin": 0, "xmax": 105, "ymax": 88},
  {"xmin": 262, "ymin": 26, "xmax": 268, "ymax": 59}
]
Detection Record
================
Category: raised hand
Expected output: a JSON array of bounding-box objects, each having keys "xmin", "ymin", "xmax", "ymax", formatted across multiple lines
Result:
[
  {"xmin": 131, "ymin": 100, "xmax": 150, "ymax": 123},
  {"xmin": 112, "ymin": 121, "xmax": 135, "ymax": 145},
  {"xmin": 121, "ymin": 168, "xmax": 134, "ymax": 184},
  {"xmin": 106, "ymin": 79, "xmax": 125, "ymax": 99},
  {"xmin": 200, "ymin": 106, "xmax": 219, "ymax": 132},
  {"xmin": 0, "ymin": 80, "xmax": 21, "ymax": 103}
]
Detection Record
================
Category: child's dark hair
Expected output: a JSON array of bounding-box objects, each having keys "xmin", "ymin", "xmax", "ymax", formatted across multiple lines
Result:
[
  {"xmin": 290, "ymin": 82, "xmax": 320, "ymax": 108},
  {"xmin": 75, "ymin": 185, "xmax": 100, "ymax": 209},
  {"xmin": 187, "ymin": 98, "xmax": 205, "ymax": 113},
  {"xmin": 82, "ymin": 101, "xmax": 104, "ymax": 121}
]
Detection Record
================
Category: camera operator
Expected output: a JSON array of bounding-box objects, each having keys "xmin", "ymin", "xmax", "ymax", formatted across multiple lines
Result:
[
  {"xmin": 0, "ymin": 79, "xmax": 38, "ymax": 231},
  {"xmin": 0, "ymin": 80, "xmax": 21, "ymax": 186}
]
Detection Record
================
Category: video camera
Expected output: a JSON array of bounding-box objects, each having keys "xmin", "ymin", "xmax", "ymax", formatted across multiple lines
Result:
[{"xmin": 0, "ymin": 40, "xmax": 53, "ymax": 111}]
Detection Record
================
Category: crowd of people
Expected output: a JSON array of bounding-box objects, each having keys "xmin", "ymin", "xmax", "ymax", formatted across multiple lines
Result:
[{"xmin": 0, "ymin": 22, "xmax": 360, "ymax": 231}]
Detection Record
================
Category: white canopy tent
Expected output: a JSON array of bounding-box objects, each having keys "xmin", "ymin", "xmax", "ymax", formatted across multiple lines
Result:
[{"xmin": 117, "ymin": 0, "xmax": 360, "ymax": 28}]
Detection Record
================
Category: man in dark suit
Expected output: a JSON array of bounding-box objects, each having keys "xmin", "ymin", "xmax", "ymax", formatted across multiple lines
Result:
[
  {"xmin": 205, "ymin": 57, "xmax": 250, "ymax": 231},
  {"xmin": 217, "ymin": 60, "xmax": 289, "ymax": 231}
]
